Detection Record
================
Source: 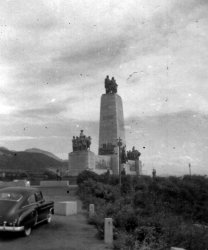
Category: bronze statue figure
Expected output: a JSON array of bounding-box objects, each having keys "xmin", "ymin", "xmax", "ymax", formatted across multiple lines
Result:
[
  {"xmin": 72, "ymin": 136, "xmax": 76, "ymax": 151},
  {"xmin": 104, "ymin": 75, "xmax": 118, "ymax": 94},
  {"xmin": 127, "ymin": 146, "xmax": 141, "ymax": 160},
  {"xmin": 121, "ymin": 145, "xmax": 128, "ymax": 163},
  {"xmin": 72, "ymin": 130, "xmax": 92, "ymax": 152}
]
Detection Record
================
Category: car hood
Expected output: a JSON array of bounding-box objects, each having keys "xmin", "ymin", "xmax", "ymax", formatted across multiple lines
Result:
[{"xmin": 0, "ymin": 200, "xmax": 18, "ymax": 218}]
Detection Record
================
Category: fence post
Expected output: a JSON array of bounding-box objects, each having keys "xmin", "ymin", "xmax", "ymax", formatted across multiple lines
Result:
[
  {"xmin": 89, "ymin": 204, "xmax": 95, "ymax": 217},
  {"xmin": 104, "ymin": 218, "xmax": 113, "ymax": 244}
]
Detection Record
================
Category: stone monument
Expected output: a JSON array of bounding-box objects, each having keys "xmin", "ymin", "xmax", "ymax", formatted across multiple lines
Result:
[
  {"xmin": 68, "ymin": 76, "xmax": 142, "ymax": 176},
  {"xmin": 68, "ymin": 130, "xmax": 95, "ymax": 175},
  {"xmin": 98, "ymin": 76, "xmax": 126, "ymax": 174},
  {"xmin": 99, "ymin": 76, "xmax": 126, "ymax": 154}
]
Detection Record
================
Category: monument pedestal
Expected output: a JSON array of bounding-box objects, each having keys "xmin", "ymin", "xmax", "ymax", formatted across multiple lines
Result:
[
  {"xmin": 98, "ymin": 93, "xmax": 126, "ymax": 175},
  {"xmin": 99, "ymin": 93, "xmax": 126, "ymax": 154},
  {"xmin": 110, "ymin": 147, "xmax": 119, "ymax": 175},
  {"xmin": 135, "ymin": 159, "xmax": 142, "ymax": 175},
  {"xmin": 68, "ymin": 151, "xmax": 95, "ymax": 176}
]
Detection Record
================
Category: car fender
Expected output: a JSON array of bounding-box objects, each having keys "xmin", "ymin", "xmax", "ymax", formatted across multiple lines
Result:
[
  {"xmin": 46, "ymin": 201, "xmax": 54, "ymax": 214},
  {"xmin": 18, "ymin": 208, "xmax": 37, "ymax": 227},
  {"xmin": 51, "ymin": 207, "xmax": 54, "ymax": 214}
]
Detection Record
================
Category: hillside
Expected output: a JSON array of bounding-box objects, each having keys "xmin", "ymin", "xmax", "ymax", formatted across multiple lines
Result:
[
  {"xmin": 0, "ymin": 147, "xmax": 68, "ymax": 173},
  {"xmin": 25, "ymin": 148, "xmax": 64, "ymax": 161}
]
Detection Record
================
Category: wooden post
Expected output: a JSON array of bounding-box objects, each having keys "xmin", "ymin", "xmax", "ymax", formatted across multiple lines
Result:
[
  {"xmin": 104, "ymin": 218, "xmax": 113, "ymax": 244},
  {"xmin": 89, "ymin": 204, "xmax": 95, "ymax": 217}
]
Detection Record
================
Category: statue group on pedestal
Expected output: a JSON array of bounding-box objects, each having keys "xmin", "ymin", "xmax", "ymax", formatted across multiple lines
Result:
[
  {"xmin": 105, "ymin": 75, "xmax": 118, "ymax": 94},
  {"xmin": 121, "ymin": 145, "xmax": 128, "ymax": 164},
  {"xmin": 72, "ymin": 130, "xmax": 91, "ymax": 151},
  {"xmin": 120, "ymin": 145, "xmax": 141, "ymax": 163},
  {"xmin": 127, "ymin": 146, "xmax": 141, "ymax": 161}
]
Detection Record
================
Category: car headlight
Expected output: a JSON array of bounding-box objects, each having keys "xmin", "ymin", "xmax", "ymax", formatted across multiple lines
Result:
[
  {"xmin": 13, "ymin": 219, "xmax": 18, "ymax": 226},
  {"xmin": 9, "ymin": 218, "xmax": 18, "ymax": 226}
]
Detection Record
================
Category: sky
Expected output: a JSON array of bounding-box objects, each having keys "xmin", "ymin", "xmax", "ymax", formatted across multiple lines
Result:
[{"xmin": 0, "ymin": 0, "xmax": 208, "ymax": 175}]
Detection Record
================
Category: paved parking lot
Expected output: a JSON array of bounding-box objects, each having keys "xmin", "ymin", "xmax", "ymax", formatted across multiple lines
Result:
[{"xmin": 0, "ymin": 186, "xmax": 109, "ymax": 250}]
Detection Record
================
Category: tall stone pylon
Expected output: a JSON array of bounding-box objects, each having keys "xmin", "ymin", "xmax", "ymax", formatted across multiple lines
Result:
[{"xmin": 98, "ymin": 76, "xmax": 126, "ymax": 162}]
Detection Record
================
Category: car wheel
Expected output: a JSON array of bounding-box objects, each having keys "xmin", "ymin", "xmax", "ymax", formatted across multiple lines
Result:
[
  {"xmin": 24, "ymin": 227, "xmax": 32, "ymax": 237},
  {"xmin": 46, "ymin": 211, "xmax": 52, "ymax": 224}
]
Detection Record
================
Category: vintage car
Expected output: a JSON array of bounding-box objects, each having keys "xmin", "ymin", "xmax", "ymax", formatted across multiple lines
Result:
[{"xmin": 0, "ymin": 186, "xmax": 54, "ymax": 236}]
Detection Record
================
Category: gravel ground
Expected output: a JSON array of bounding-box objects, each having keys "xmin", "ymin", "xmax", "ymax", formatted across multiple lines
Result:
[{"xmin": 0, "ymin": 185, "xmax": 111, "ymax": 250}]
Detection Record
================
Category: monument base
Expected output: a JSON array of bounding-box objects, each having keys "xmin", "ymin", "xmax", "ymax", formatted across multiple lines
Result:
[
  {"xmin": 68, "ymin": 151, "xmax": 141, "ymax": 176},
  {"xmin": 68, "ymin": 151, "xmax": 95, "ymax": 176}
]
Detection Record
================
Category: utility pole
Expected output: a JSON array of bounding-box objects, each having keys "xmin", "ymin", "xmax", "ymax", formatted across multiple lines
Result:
[
  {"xmin": 117, "ymin": 137, "xmax": 122, "ymax": 189},
  {"xmin": 189, "ymin": 163, "xmax": 191, "ymax": 176}
]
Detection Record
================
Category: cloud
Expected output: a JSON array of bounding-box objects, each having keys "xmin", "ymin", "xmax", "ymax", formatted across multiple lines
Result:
[
  {"xmin": 0, "ymin": 0, "xmax": 208, "ymax": 167},
  {"xmin": 0, "ymin": 136, "xmax": 36, "ymax": 141},
  {"xmin": 18, "ymin": 104, "xmax": 67, "ymax": 118}
]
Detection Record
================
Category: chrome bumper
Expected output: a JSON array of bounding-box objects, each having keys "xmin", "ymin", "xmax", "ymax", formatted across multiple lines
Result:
[{"xmin": 0, "ymin": 225, "xmax": 24, "ymax": 232}]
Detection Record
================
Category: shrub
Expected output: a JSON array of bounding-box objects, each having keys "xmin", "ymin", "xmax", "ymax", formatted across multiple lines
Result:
[
  {"xmin": 168, "ymin": 223, "xmax": 208, "ymax": 250},
  {"xmin": 78, "ymin": 173, "xmax": 208, "ymax": 249},
  {"xmin": 99, "ymin": 172, "xmax": 111, "ymax": 183},
  {"xmin": 121, "ymin": 175, "xmax": 133, "ymax": 195},
  {"xmin": 88, "ymin": 213, "xmax": 105, "ymax": 239},
  {"xmin": 114, "ymin": 205, "xmax": 138, "ymax": 232},
  {"xmin": 114, "ymin": 231, "xmax": 135, "ymax": 250},
  {"xmin": 77, "ymin": 170, "xmax": 99, "ymax": 185},
  {"xmin": 133, "ymin": 190, "xmax": 147, "ymax": 208},
  {"xmin": 108, "ymin": 175, "xmax": 120, "ymax": 185}
]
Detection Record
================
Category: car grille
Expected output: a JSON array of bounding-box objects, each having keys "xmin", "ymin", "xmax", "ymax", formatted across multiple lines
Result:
[
  {"xmin": 0, "ymin": 218, "xmax": 10, "ymax": 226},
  {"xmin": 0, "ymin": 218, "xmax": 4, "ymax": 226},
  {"xmin": 0, "ymin": 221, "xmax": 6, "ymax": 226}
]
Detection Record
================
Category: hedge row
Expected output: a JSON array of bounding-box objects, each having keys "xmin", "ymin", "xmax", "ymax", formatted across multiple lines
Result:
[{"xmin": 77, "ymin": 170, "xmax": 208, "ymax": 250}]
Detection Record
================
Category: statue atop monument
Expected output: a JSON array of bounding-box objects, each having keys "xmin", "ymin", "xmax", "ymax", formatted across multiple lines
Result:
[
  {"xmin": 104, "ymin": 75, "xmax": 118, "ymax": 94},
  {"xmin": 127, "ymin": 146, "xmax": 141, "ymax": 160},
  {"xmin": 72, "ymin": 130, "xmax": 92, "ymax": 151}
]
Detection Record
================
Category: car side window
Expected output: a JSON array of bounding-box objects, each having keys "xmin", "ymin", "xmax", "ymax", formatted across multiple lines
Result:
[
  {"xmin": 27, "ymin": 194, "xmax": 36, "ymax": 204},
  {"xmin": 35, "ymin": 192, "xmax": 43, "ymax": 202}
]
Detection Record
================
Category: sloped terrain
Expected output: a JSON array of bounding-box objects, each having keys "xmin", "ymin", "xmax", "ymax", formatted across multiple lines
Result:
[
  {"xmin": 0, "ymin": 147, "xmax": 68, "ymax": 173},
  {"xmin": 25, "ymin": 148, "xmax": 65, "ymax": 162}
]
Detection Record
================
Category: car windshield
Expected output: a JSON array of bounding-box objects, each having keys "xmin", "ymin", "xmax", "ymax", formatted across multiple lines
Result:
[{"xmin": 0, "ymin": 192, "xmax": 23, "ymax": 201}]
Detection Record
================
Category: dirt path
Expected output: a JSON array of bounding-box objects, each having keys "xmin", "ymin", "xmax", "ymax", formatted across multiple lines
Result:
[{"xmin": 0, "ymin": 186, "xmax": 111, "ymax": 250}]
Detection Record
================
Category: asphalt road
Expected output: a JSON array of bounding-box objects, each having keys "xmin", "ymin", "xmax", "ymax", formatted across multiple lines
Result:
[{"xmin": 0, "ymin": 186, "xmax": 110, "ymax": 250}]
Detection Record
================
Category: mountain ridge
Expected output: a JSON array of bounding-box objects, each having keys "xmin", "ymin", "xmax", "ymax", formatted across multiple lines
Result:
[
  {"xmin": 25, "ymin": 148, "xmax": 64, "ymax": 161},
  {"xmin": 0, "ymin": 147, "xmax": 68, "ymax": 173}
]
